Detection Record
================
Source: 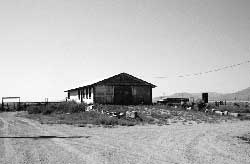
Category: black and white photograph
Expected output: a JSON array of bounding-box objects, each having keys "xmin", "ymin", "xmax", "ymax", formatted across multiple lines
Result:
[{"xmin": 0, "ymin": 0, "xmax": 250, "ymax": 163}]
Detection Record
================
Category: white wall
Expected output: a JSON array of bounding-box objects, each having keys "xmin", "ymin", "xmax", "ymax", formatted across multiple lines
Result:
[
  {"xmin": 68, "ymin": 90, "xmax": 81, "ymax": 103},
  {"xmin": 82, "ymin": 87, "xmax": 94, "ymax": 104},
  {"xmin": 68, "ymin": 87, "xmax": 94, "ymax": 104}
]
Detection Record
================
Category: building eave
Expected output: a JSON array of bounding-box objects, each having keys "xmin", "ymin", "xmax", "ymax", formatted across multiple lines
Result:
[{"xmin": 64, "ymin": 72, "xmax": 157, "ymax": 92}]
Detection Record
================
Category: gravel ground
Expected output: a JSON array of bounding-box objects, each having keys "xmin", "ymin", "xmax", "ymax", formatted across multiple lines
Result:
[{"xmin": 0, "ymin": 112, "xmax": 250, "ymax": 164}]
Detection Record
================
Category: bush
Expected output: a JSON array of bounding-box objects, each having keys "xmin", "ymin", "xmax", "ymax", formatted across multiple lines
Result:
[
  {"xmin": 27, "ymin": 101, "xmax": 87, "ymax": 115},
  {"xmin": 218, "ymin": 104, "xmax": 250, "ymax": 113},
  {"xmin": 42, "ymin": 106, "xmax": 54, "ymax": 115},
  {"xmin": 118, "ymin": 119, "xmax": 136, "ymax": 126},
  {"xmin": 151, "ymin": 112, "xmax": 171, "ymax": 120},
  {"xmin": 56, "ymin": 101, "xmax": 86, "ymax": 113},
  {"xmin": 74, "ymin": 112, "xmax": 136, "ymax": 126},
  {"xmin": 196, "ymin": 99, "xmax": 206, "ymax": 111},
  {"xmin": 94, "ymin": 104, "xmax": 130, "ymax": 113},
  {"xmin": 97, "ymin": 116, "xmax": 119, "ymax": 125},
  {"xmin": 206, "ymin": 103, "xmax": 216, "ymax": 109},
  {"xmin": 27, "ymin": 105, "xmax": 42, "ymax": 114}
]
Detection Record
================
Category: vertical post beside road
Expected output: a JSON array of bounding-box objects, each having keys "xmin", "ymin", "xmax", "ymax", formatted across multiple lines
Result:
[{"xmin": 1, "ymin": 98, "xmax": 3, "ymax": 111}]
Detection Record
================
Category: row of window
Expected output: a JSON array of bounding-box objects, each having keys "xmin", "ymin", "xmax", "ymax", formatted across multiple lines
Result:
[{"xmin": 78, "ymin": 88, "xmax": 92, "ymax": 99}]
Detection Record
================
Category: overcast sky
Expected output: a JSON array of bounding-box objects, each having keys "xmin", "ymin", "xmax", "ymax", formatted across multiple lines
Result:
[{"xmin": 0, "ymin": 0, "xmax": 250, "ymax": 101}]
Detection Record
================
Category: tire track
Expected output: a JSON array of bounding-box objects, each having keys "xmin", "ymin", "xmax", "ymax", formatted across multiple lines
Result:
[
  {"xmin": 0, "ymin": 116, "xmax": 18, "ymax": 164},
  {"xmin": 0, "ymin": 118, "xmax": 6, "ymax": 162},
  {"xmin": 1, "ymin": 112, "xmax": 250, "ymax": 164},
  {"xmin": 0, "ymin": 113, "xmax": 88, "ymax": 164},
  {"xmin": 185, "ymin": 133, "xmax": 206, "ymax": 164},
  {"xmin": 17, "ymin": 116, "xmax": 178, "ymax": 163}
]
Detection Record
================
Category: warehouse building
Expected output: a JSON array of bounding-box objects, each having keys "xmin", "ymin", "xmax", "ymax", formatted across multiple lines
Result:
[{"xmin": 65, "ymin": 73, "xmax": 156, "ymax": 105}]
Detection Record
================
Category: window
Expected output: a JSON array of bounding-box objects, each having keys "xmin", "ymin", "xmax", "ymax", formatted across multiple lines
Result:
[
  {"xmin": 86, "ymin": 88, "xmax": 88, "ymax": 99},
  {"xmin": 68, "ymin": 92, "xmax": 70, "ymax": 99},
  {"xmin": 78, "ymin": 90, "xmax": 80, "ymax": 99},
  {"xmin": 80, "ymin": 90, "xmax": 83, "ymax": 102},
  {"xmin": 89, "ymin": 88, "xmax": 91, "ymax": 99}
]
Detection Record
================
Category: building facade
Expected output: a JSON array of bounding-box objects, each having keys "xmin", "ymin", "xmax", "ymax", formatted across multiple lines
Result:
[{"xmin": 65, "ymin": 73, "xmax": 156, "ymax": 105}]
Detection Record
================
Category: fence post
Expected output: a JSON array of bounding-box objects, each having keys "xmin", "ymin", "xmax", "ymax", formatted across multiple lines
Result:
[
  {"xmin": 1, "ymin": 98, "xmax": 3, "ymax": 111},
  {"xmin": 18, "ymin": 97, "xmax": 20, "ymax": 111}
]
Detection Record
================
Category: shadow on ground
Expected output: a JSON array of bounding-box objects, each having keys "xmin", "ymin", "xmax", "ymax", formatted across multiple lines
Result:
[{"xmin": 0, "ymin": 135, "xmax": 91, "ymax": 139}]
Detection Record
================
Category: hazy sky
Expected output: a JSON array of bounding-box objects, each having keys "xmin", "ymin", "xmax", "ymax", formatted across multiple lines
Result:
[{"xmin": 0, "ymin": 0, "xmax": 250, "ymax": 101}]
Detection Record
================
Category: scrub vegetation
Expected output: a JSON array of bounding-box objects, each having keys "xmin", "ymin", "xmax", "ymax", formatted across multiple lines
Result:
[{"xmin": 20, "ymin": 101, "xmax": 249, "ymax": 127}]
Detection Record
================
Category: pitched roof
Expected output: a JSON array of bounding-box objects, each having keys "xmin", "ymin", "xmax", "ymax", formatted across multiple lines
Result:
[{"xmin": 64, "ymin": 72, "xmax": 156, "ymax": 92}]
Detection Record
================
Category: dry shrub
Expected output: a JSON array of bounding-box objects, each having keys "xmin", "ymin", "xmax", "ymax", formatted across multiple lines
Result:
[
  {"xmin": 196, "ymin": 99, "xmax": 206, "ymax": 111},
  {"xmin": 28, "ymin": 110, "xmax": 138, "ymax": 126},
  {"xmin": 57, "ymin": 101, "xmax": 86, "ymax": 113},
  {"xmin": 27, "ymin": 101, "xmax": 87, "ymax": 115},
  {"xmin": 94, "ymin": 115, "xmax": 118, "ymax": 125},
  {"xmin": 27, "ymin": 106, "xmax": 42, "ymax": 114},
  {"xmin": 94, "ymin": 114, "xmax": 136, "ymax": 126},
  {"xmin": 151, "ymin": 112, "xmax": 171, "ymax": 120}
]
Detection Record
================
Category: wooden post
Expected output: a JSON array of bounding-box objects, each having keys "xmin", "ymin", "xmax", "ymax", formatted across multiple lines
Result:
[
  {"xmin": 93, "ymin": 87, "xmax": 96, "ymax": 104},
  {"xmin": 150, "ymin": 87, "xmax": 152, "ymax": 105},
  {"xmin": 80, "ymin": 89, "xmax": 83, "ymax": 103},
  {"xmin": 1, "ymin": 98, "xmax": 3, "ymax": 111},
  {"xmin": 18, "ymin": 97, "xmax": 20, "ymax": 110},
  {"xmin": 45, "ymin": 98, "xmax": 48, "ymax": 106}
]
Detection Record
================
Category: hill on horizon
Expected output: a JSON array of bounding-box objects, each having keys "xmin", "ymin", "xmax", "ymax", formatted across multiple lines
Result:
[{"xmin": 153, "ymin": 87, "xmax": 250, "ymax": 102}]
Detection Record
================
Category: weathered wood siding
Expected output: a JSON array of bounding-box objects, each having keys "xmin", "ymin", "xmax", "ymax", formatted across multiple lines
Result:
[
  {"xmin": 94, "ymin": 85, "xmax": 114, "ymax": 104},
  {"xmin": 132, "ymin": 86, "xmax": 152, "ymax": 104},
  {"xmin": 114, "ymin": 86, "xmax": 133, "ymax": 105},
  {"xmin": 94, "ymin": 85, "xmax": 152, "ymax": 105}
]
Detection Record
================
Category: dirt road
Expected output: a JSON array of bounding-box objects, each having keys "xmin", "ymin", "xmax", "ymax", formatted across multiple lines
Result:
[{"xmin": 0, "ymin": 112, "xmax": 249, "ymax": 164}]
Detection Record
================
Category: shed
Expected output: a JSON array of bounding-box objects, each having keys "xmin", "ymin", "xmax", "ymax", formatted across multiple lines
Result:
[{"xmin": 64, "ymin": 73, "xmax": 156, "ymax": 105}]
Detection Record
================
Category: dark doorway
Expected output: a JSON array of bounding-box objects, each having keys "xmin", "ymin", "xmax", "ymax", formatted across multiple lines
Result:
[{"xmin": 114, "ymin": 86, "xmax": 133, "ymax": 105}]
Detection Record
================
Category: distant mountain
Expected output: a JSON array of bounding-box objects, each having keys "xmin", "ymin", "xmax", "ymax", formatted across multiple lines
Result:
[{"xmin": 153, "ymin": 87, "xmax": 250, "ymax": 102}]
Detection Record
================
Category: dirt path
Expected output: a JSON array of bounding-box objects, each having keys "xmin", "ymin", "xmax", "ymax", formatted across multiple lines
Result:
[{"xmin": 0, "ymin": 112, "xmax": 250, "ymax": 164}]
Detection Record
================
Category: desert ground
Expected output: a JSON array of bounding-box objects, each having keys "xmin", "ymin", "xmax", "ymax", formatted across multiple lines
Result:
[{"xmin": 0, "ymin": 112, "xmax": 249, "ymax": 164}]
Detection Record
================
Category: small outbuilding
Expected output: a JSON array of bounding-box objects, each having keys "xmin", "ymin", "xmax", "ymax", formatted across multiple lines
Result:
[{"xmin": 64, "ymin": 73, "xmax": 156, "ymax": 105}]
